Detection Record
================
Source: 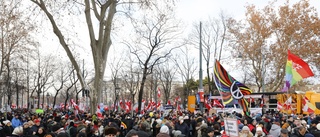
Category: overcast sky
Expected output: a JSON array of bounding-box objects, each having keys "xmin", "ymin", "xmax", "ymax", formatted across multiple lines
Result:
[{"xmin": 34, "ymin": 0, "xmax": 320, "ymax": 82}]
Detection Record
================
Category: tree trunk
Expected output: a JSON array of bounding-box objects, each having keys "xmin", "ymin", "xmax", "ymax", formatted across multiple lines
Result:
[
  {"xmin": 137, "ymin": 69, "xmax": 148, "ymax": 113},
  {"xmin": 53, "ymin": 93, "xmax": 58, "ymax": 109}
]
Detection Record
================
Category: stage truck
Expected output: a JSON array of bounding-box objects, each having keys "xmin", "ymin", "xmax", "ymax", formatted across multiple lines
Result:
[
  {"xmin": 188, "ymin": 92, "xmax": 278, "ymax": 114},
  {"xmin": 187, "ymin": 91, "xmax": 320, "ymax": 115}
]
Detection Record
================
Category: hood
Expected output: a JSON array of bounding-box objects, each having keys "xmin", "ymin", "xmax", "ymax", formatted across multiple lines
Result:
[{"xmin": 270, "ymin": 124, "xmax": 281, "ymax": 130}]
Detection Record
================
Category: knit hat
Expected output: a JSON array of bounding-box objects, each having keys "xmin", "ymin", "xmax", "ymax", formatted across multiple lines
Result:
[
  {"xmin": 34, "ymin": 119, "xmax": 40, "ymax": 123},
  {"xmin": 172, "ymin": 130, "xmax": 182, "ymax": 137},
  {"xmin": 184, "ymin": 116, "xmax": 189, "ymax": 120},
  {"xmin": 178, "ymin": 116, "xmax": 184, "ymax": 121},
  {"xmin": 317, "ymin": 123, "xmax": 320, "ymax": 130},
  {"xmin": 3, "ymin": 120, "xmax": 10, "ymax": 125},
  {"xmin": 160, "ymin": 125, "xmax": 170, "ymax": 134},
  {"xmin": 242, "ymin": 126, "xmax": 250, "ymax": 131},
  {"xmin": 12, "ymin": 126, "xmax": 24, "ymax": 135},
  {"xmin": 256, "ymin": 127, "xmax": 263, "ymax": 132},
  {"xmin": 304, "ymin": 133, "xmax": 315, "ymax": 137}
]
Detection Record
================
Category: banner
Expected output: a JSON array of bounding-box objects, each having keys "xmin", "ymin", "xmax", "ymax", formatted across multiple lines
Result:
[
  {"xmin": 188, "ymin": 96, "xmax": 196, "ymax": 113},
  {"xmin": 215, "ymin": 108, "xmax": 262, "ymax": 114}
]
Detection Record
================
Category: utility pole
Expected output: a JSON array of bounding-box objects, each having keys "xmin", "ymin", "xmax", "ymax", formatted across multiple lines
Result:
[{"xmin": 199, "ymin": 22, "xmax": 204, "ymax": 113}]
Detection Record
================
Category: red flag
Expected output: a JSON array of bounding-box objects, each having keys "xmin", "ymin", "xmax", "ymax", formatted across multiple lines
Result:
[
  {"xmin": 70, "ymin": 99, "xmax": 80, "ymax": 110},
  {"xmin": 277, "ymin": 102, "xmax": 283, "ymax": 111},
  {"xmin": 157, "ymin": 87, "xmax": 161, "ymax": 98},
  {"xmin": 157, "ymin": 101, "xmax": 161, "ymax": 108},
  {"xmin": 204, "ymin": 98, "xmax": 212, "ymax": 110},
  {"xmin": 283, "ymin": 96, "xmax": 292, "ymax": 110},
  {"xmin": 283, "ymin": 50, "xmax": 314, "ymax": 91},
  {"xmin": 213, "ymin": 99, "xmax": 224, "ymax": 108},
  {"xmin": 302, "ymin": 96, "xmax": 316, "ymax": 113},
  {"xmin": 167, "ymin": 100, "xmax": 171, "ymax": 105},
  {"xmin": 126, "ymin": 100, "xmax": 132, "ymax": 112}
]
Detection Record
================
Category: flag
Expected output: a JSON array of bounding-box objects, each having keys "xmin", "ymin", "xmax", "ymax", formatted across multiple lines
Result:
[
  {"xmin": 277, "ymin": 102, "xmax": 283, "ymax": 111},
  {"xmin": 70, "ymin": 99, "xmax": 80, "ymax": 111},
  {"xmin": 213, "ymin": 60, "xmax": 253, "ymax": 117},
  {"xmin": 157, "ymin": 87, "xmax": 161, "ymax": 98},
  {"xmin": 96, "ymin": 104, "xmax": 104, "ymax": 119},
  {"xmin": 213, "ymin": 99, "xmax": 224, "ymax": 108},
  {"xmin": 302, "ymin": 96, "xmax": 316, "ymax": 113},
  {"xmin": 167, "ymin": 100, "xmax": 171, "ymax": 105},
  {"xmin": 283, "ymin": 50, "xmax": 314, "ymax": 91},
  {"xmin": 125, "ymin": 100, "xmax": 131, "ymax": 113},
  {"xmin": 204, "ymin": 97, "xmax": 212, "ymax": 110},
  {"xmin": 283, "ymin": 96, "xmax": 292, "ymax": 110}
]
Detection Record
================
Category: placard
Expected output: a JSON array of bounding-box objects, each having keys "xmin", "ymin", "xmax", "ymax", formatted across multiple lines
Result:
[{"xmin": 224, "ymin": 118, "xmax": 239, "ymax": 137}]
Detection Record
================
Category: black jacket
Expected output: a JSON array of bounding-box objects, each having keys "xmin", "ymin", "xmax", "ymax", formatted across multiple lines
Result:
[
  {"xmin": 3, "ymin": 125, "xmax": 14, "ymax": 137},
  {"xmin": 175, "ymin": 122, "xmax": 189, "ymax": 137}
]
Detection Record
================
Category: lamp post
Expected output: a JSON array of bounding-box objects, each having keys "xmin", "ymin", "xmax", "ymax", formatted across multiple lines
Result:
[
  {"xmin": 46, "ymin": 92, "xmax": 50, "ymax": 109},
  {"xmin": 114, "ymin": 86, "xmax": 120, "ymax": 111}
]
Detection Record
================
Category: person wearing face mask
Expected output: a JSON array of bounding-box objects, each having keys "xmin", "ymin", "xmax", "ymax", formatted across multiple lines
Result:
[
  {"xmin": 175, "ymin": 116, "xmax": 189, "ymax": 137},
  {"xmin": 91, "ymin": 128, "xmax": 100, "ymax": 137}
]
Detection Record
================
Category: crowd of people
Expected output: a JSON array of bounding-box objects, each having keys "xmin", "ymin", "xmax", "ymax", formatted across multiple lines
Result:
[{"xmin": 0, "ymin": 109, "xmax": 320, "ymax": 137}]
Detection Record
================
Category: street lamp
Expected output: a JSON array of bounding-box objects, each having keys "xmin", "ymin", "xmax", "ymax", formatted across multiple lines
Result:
[
  {"xmin": 46, "ymin": 93, "xmax": 50, "ymax": 109},
  {"xmin": 114, "ymin": 86, "xmax": 120, "ymax": 111}
]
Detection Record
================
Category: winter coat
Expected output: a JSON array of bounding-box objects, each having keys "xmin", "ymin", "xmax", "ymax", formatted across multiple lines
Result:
[
  {"xmin": 11, "ymin": 118, "xmax": 22, "ymax": 128},
  {"xmin": 3, "ymin": 125, "xmax": 14, "ymax": 137},
  {"xmin": 175, "ymin": 122, "xmax": 189, "ymax": 137},
  {"xmin": 268, "ymin": 124, "xmax": 281, "ymax": 137},
  {"xmin": 156, "ymin": 133, "xmax": 170, "ymax": 137}
]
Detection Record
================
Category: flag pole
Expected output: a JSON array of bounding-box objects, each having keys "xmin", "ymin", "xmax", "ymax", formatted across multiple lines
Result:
[{"xmin": 213, "ymin": 60, "xmax": 230, "ymax": 136}]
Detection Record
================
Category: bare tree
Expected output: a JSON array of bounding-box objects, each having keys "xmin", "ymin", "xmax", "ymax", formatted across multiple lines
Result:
[
  {"xmin": 125, "ymin": 8, "xmax": 183, "ymax": 112},
  {"xmin": 173, "ymin": 46, "xmax": 197, "ymax": 107},
  {"xmin": 63, "ymin": 67, "xmax": 79, "ymax": 110},
  {"xmin": 0, "ymin": 0, "xmax": 35, "ymax": 106},
  {"xmin": 108, "ymin": 55, "xmax": 124, "ymax": 111},
  {"xmin": 52, "ymin": 62, "xmax": 74, "ymax": 108},
  {"xmin": 30, "ymin": 50, "xmax": 55, "ymax": 108},
  {"xmin": 29, "ymin": 0, "xmax": 176, "ymax": 113},
  {"xmin": 157, "ymin": 62, "xmax": 176, "ymax": 104},
  {"xmin": 121, "ymin": 55, "xmax": 141, "ymax": 106}
]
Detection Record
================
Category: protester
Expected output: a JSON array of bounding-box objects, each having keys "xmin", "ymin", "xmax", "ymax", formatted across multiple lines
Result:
[
  {"xmin": 11, "ymin": 126, "xmax": 24, "ymax": 137},
  {"xmin": 3, "ymin": 120, "xmax": 14, "ymax": 137},
  {"xmin": 105, "ymin": 127, "xmax": 118, "ymax": 137},
  {"xmin": 11, "ymin": 114, "xmax": 23, "ymax": 128},
  {"xmin": 290, "ymin": 126, "xmax": 307, "ymax": 137},
  {"xmin": 269, "ymin": 119, "xmax": 281, "ymax": 137},
  {"xmin": 239, "ymin": 126, "xmax": 253, "ymax": 137},
  {"xmin": 157, "ymin": 125, "xmax": 170, "ymax": 137},
  {"xmin": 36, "ymin": 127, "xmax": 47, "ymax": 137},
  {"xmin": 175, "ymin": 116, "xmax": 189, "ymax": 137}
]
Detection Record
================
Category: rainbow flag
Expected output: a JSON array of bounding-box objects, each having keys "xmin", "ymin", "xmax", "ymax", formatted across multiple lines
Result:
[
  {"xmin": 213, "ymin": 60, "xmax": 252, "ymax": 117},
  {"xmin": 282, "ymin": 50, "xmax": 314, "ymax": 92}
]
